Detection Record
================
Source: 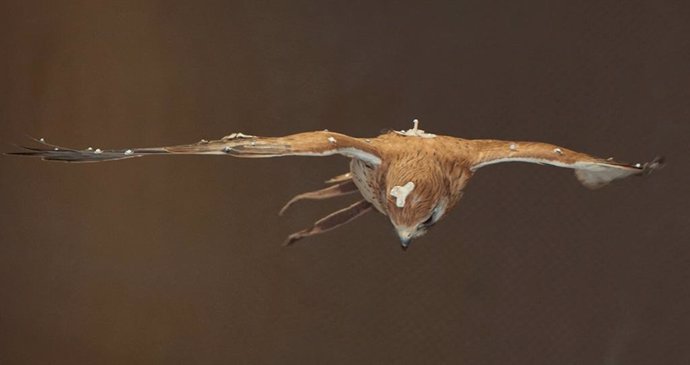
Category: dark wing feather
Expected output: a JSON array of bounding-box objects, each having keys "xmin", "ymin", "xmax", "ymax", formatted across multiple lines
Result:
[{"xmin": 8, "ymin": 131, "xmax": 381, "ymax": 165}]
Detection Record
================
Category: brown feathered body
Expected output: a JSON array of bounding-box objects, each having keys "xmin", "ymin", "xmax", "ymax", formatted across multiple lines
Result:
[
  {"xmin": 9, "ymin": 122, "xmax": 663, "ymax": 248},
  {"xmin": 352, "ymin": 134, "xmax": 472, "ymax": 229}
]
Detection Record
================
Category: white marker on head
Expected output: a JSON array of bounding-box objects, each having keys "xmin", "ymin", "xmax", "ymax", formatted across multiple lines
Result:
[{"xmin": 390, "ymin": 181, "xmax": 415, "ymax": 208}]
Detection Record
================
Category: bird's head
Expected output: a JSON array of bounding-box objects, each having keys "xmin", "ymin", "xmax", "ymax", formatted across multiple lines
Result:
[{"xmin": 385, "ymin": 175, "xmax": 452, "ymax": 250}]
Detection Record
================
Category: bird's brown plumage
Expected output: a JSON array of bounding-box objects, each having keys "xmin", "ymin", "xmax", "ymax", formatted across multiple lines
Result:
[{"xmin": 8, "ymin": 121, "xmax": 663, "ymax": 248}]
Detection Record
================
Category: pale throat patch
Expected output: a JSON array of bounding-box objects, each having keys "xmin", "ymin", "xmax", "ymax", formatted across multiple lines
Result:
[{"xmin": 390, "ymin": 181, "xmax": 415, "ymax": 208}]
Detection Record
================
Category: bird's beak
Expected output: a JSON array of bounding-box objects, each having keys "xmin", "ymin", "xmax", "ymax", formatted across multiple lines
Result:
[
  {"xmin": 397, "ymin": 228, "xmax": 414, "ymax": 251},
  {"xmin": 400, "ymin": 238, "xmax": 411, "ymax": 251}
]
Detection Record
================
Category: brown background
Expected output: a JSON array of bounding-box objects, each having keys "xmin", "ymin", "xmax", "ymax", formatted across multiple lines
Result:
[{"xmin": 1, "ymin": 1, "xmax": 689, "ymax": 364}]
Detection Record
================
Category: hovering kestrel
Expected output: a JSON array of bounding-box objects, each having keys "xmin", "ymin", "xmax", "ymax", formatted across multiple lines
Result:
[{"xmin": 10, "ymin": 120, "xmax": 663, "ymax": 249}]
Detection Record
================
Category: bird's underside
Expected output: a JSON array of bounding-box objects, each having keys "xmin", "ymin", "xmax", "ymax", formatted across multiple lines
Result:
[{"xmin": 9, "ymin": 121, "xmax": 663, "ymax": 248}]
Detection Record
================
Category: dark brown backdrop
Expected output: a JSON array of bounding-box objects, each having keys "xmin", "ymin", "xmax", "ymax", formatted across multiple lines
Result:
[{"xmin": 1, "ymin": 1, "xmax": 688, "ymax": 364}]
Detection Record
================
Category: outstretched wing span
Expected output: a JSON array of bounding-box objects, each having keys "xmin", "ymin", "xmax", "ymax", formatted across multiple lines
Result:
[
  {"xmin": 469, "ymin": 140, "xmax": 663, "ymax": 189},
  {"xmin": 8, "ymin": 131, "xmax": 382, "ymax": 166}
]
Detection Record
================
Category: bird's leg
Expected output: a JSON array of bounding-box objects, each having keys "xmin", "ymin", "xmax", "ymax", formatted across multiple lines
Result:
[
  {"xmin": 283, "ymin": 200, "xmax": 372, "ymax": 246},
  {"xmin": 324, "ymin": 172, "xmax": 352, "ymax": 184},
  {"xmin": 278, "ymin": 179, "xmax": 359, "ymax": 216}
]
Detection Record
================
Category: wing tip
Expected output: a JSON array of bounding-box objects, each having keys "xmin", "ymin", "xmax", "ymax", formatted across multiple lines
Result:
[
  {"xmin": 6, "ymin": 140, "xmax": 157, "ymax": 163},
  {"xmin": 575, "ymin": 155, "xmax": 665, "ymax": 189},
  {"xmin": 641, "ymin": 156, "xmax": 665, "ymax": 175}
]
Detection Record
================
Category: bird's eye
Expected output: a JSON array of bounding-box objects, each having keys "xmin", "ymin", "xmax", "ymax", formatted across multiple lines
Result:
[{"xmin": 421, "ymin": 205, "xmax": 442, "ymax": 228}]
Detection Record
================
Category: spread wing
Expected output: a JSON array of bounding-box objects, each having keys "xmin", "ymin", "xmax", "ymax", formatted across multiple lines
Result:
[
  {"xmin": 8, "ymin": 131, "xmax": 382, "ymax": 166},
  {"xmin": 468, "ymin": 139, "xmax": 663, "ymax": 189}
]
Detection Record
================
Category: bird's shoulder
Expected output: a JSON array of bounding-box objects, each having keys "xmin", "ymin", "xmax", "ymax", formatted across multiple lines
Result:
[{"xmin": 368, "ymin": 131, "xmax": 470, "ymax": 155}]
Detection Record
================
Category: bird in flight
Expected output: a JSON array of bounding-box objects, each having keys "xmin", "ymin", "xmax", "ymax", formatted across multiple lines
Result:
[{"xmin": 10, "ymin": 120, "xmax": 663, "ymax": 249}]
